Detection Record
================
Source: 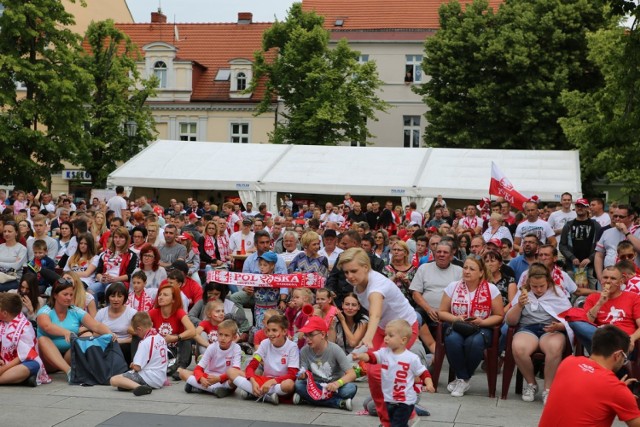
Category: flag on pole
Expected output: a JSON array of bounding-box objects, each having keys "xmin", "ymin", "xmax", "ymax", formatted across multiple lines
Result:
[{"xmin": 489, "ymin": 162, "xmax": 529, "ymax": 209}]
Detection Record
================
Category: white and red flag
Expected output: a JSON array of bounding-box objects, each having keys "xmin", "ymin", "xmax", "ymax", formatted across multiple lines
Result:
[{"xmin": 489, "ymin": 162, "xmax": 529, "ymax": 209}]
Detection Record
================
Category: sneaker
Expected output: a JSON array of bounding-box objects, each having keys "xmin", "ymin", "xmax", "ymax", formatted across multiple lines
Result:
[
  {"xmin": 339, "ymin": 398, "xmax": 353, "ymax": 411},
  {"xmin": 166, "ymin": 358, "xmax": 178, "ymax": 377},
  {"xmin": 415, "ymin": 405, "xmax": 430, "ymax": 416},
  {"xmin": 184, "ymin": 383, "xmax": 196, "ymax": 394},
  {"xmin": 133, "ymin": 385, "xmax": 153, "ymax": 396},
  {"xmin": 66, "ymin": 370, "xmax": 73, "ymax": 384},
  {"xmin": 447, "ymin": 378, "xmax": 461, "ymax": 392},
  {"xmin": 238, "ymin": 389, "xmax": 254, "ymax": 400},
  {"xmin": 450, "ymin": 379, "xmax": 470, "ymax": 397},
  {"xmin": 292, "ymin": 393, "xmax": 301, "ymax": 405},
  {"xmin": 213, "ymin": 387, "xmax": 233, "ymax": 398},
  {"xmin": 263, "ymin": 392, "xmax": 279, "ymax": 405},
  {"xmin": 542, "ymin": 389, "xmax": 550, "ymax": 405},
  {"xmin": 522, "ymin": 383, "xmax": 538, "ymax": 402},
  {"xmin": 25, "ymin": 375, "xmax": 37, "ymax": 388}
]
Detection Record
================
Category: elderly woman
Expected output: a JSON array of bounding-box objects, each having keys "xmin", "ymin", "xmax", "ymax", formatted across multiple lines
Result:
[
  {"xmin": 0, "ymin": 222, "xmax": 28, "ymax": 292},
  {"xmin": 94, "ymin": 282, "xmax": 137, "ymax": 364},
  {"xmin": 505, "ymin": 263, "xmax": 572, "ymax": 404},
  {"xmin": 288, "ymin": 231, "xmax": 329, "ymax": 277},
  {"xmin": 439, "ymin": 257, "xmax": 504, "ymax": 397},
  {"xmin": 373, "ymin": 229, "xmax": 390, "ymax": 263},
  {"xmin": 280, "ymin": 230, "xmax": 302, "ymax": 265},
  {"xmin": 133, "ymin": 244, "xmax": 167, "ymax": 289},
  {"xmin": 383, "ymin": 240, "xmax": 416, "ymax": 305},
  {"xmin": 338, "ymin": 248, "xmax": 418, "ymax": 427},
  {"xmin": 37, "ymin": 278, "xmax": 113, "ymax": 376},
  {"xmin": 482, "ymin": 213, "xmax": 513, "ymax": 244}
]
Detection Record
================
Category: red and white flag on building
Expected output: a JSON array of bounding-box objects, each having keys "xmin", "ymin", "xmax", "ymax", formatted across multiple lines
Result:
[{"xmin": 489, "ymin": 162, "xmax": 529, "ymax": 209}]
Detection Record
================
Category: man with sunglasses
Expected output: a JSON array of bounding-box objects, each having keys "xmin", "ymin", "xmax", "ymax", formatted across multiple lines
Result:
[
  {"xmin": 541, "ymin": 324, "xmax": 640, "ymax": 426},
  {"xmin": 595, "ymin": 205, "xmax": 640, "ymax": 285}
]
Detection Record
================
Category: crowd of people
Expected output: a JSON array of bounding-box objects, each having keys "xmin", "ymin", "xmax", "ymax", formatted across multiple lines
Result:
[{"xmin": 1, "ymin": 187, "xmax": 640, "ymax": 426}]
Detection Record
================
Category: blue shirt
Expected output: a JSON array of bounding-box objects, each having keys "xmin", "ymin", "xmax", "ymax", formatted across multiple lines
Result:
[
  {"xmin": 508, "ymin": 256, "xmax": 531, "ymax": 283},
  {"xmin": 37, "ymin": 305, "xmax": 87, "ymax": 353}
]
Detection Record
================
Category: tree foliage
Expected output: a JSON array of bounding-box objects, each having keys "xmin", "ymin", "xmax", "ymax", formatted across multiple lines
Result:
[
  {"xmin": 77, "ymin": 20, "xmax": 157, "ymax": 187},
  {"xmin": 560, "ymin": 17, "xmax": 640, "ymax": 192},
  {"xmin": 417, "ymin": 0, "xmax": 606, "ymax": 150},
  {"xmin": 251, "ymin": 2, "xmax": 388, "ymax": 145},
  {"xmin": 0, "ymin": 0, "xmax": 91, "ymax": 189}
]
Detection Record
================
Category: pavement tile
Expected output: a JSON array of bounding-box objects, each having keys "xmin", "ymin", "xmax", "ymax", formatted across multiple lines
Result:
[{"xmin": 0, "ymin": 406, "xmax": 82, "ymax": 427}]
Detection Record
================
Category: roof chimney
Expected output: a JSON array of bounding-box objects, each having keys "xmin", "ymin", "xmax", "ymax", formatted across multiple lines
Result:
[
  {"xmin": 237, "ymin": 12, "xmax": 253, "ymax": 24},
  {"xmin": 151, "ymin": 9, "xmax": 167, "ymax": 24}
]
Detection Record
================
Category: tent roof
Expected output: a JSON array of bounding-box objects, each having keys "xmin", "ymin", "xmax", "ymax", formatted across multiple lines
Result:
[{"xmin": 108, "ymin": 140, "xmax": 581, "ymax": 201}]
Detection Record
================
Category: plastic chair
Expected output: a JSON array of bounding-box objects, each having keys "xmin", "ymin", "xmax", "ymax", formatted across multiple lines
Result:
[
  {"xmin": 500, "ymin": 325, "xmax": 573, "ymax": 399},
  {"xmin": 430, "ymin": 322, "xmax": 501, "ymax": 397}
]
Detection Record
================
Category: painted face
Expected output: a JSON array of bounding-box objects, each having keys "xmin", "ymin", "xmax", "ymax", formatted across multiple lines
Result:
[
  {"xmin": 266, "ymin": 323, "xmax": 286, "ymax": 347},
  {"xmin": 207, "ymin": 290, "xmax": 221, "ymax": 302},
  {"xmin": 315, "ymin": 292, "xmax": 332, "ymax": 309},
  {"xmin": 208, "ymin": 306, "xmax": 225, "ymax": 324},
  {"xmin": 217, "ymin": 327, "xmax": 235, "ymax": 350}
]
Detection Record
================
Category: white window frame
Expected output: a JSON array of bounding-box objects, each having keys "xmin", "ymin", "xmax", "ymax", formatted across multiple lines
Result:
[
  {"xmin": 154, "ymin": 61, "xmax": 167, "ymax": 88},
  {"xmin": 236, "ymin": 72, "xmax": 247, "ymax": 91},
  {"xmin": 179, "ymin": 122, "xmax": 197, "ymax": 141},
  {"xmin": 358, "ymin": 54, "xmax": 369, "ymax": 64},
  {"xmin": 405, "ymin": 55, "xmax": 423, "ymax": 83},
  {"xmin": 230, "ymin": 122, "xmax": 250, "ymax": 144},
  {"xmin": 403, "ymin": 116, "xmax": 421, "ymax": 148}
]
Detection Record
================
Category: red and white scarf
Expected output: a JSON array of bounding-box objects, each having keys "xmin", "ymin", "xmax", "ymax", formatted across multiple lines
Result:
[
  {"xmin": 0, "ymin": 313, "xmax": 51, "ymax": 385},
  {"xmin": 204, "ymin": 235, "xmax": 217, "ymax": 258},
  {"xmin": 460, "ymin": 216, "xmax": 478, "ymax": 230},
  {"xmin": 306, "ymin": 372, "xmax": 334, "ymax": 400},
  {"xmin": 127, "ymin": 290, "xmax": 155, "ymax": 312},
  {"xmin": 450, "ymin": 280, "xmax": 492, "ymax": 319}
]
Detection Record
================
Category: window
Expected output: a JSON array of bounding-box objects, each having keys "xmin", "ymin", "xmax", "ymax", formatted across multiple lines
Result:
[
  {"xmin": 153, "ymin": 61, "xmax": 167, "ymax": 88},
  {"xmin": 403, "ymin": 116, "xmax": 421, "ymax": 148},
  {"xmin": 358, "ymin": 55, "xmax": 369, "ymax": 64},
  {"xmin": 179, "ymin": 122, "xmax": 197, "ymax": 141},
  {"xmin": 405, "ymin": 55, "xmax": 423, "ymax": 83},
  {"xmin": 230, "ymin": 123, "xmax": 249, "ymax": 143},
  {"xmin": 236, "ymin": 72, "xmax": 247, "ymax": 91},
  {"xmin": 215, "ymin": 69, "xmax": 231, "ymax": 81}
]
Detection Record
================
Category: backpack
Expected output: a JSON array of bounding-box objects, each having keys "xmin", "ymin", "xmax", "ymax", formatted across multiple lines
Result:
[{"xmin": 69, "ymin": 334, "xmax": 128, "ymax": 385}]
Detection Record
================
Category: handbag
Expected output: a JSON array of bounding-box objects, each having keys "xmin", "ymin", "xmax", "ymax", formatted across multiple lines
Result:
[
  {"xmin": 451, "ymin": 320, "xmax": 480, "ymax": 337},
  {"xmin": 0, "ymin": 269, "xmax": 17, "ymax": 284}
]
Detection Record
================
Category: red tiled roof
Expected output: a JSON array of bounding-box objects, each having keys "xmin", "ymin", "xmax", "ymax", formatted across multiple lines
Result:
[
  {"xmin": 303, "ymin": 0, "xmax": 503, "ymax": 31},
  {"xmin": 112, "ymin": 21, "xmax": 273, "ymax": 102}
]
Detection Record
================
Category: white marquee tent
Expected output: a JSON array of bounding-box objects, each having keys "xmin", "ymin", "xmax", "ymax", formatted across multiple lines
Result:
[{"xmin": 108, "ymin": 140, "xmax": 582, "ymax": 213}]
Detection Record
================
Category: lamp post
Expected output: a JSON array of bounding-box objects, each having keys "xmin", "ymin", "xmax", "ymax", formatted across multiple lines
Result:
[{"xmin": 125, "ymin": 120, "xmax": 138, "ymax": 158}]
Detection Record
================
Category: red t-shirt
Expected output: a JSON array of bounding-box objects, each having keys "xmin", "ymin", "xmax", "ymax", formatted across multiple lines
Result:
[
  {"xmin": 253, "ymin": 329, "xmax": 267, "ymax": 347},
  {"xmin": 583, "ymin": 291, "xmax": 640, "ymax": 335},
  {"xmin": 540, "ymin": 356, "xmax": 640, "ymax": 427},
  {"xmin": 199, "ymin": 320, "xmax": 218, "ymax": 344},
  {"xmin": 148, "ymin": 308, "xmax": 188, "ymax": 338},
  {"xmin": 181, "ymin": 278, "xmax": 203, "ymax": 309}
]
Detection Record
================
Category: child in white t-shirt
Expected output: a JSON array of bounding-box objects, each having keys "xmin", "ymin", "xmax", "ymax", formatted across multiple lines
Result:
[
  {"xmin": 353, "ymin": 319, "xmax": 434, "ymax": 426},
  {"xmin": 227, "ymin": 314, "xmax": 299, "ymax": 405},
  {"xmin": 180, "ymin": 319, "xmax": 241, "ymax": 397},
  {"xmin": 110, "ymin": 311, "xmax": 168, "ymax": 396}
]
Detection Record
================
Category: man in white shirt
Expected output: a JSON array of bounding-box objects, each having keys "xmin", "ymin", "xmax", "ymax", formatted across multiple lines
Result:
[
  {"xmin": 319, "ymin": 229, "xmax": 343, "ymax": 270},
  {"xmin": 229, "ymin": 218, "xmax": 255, "ymax": 254},
  {"xmin": 457, "ymin": 205, "xmax": 483, "ymax": 235},
  {"xmin": 590, "ymin": 197, "xmax": 611, "ymax": 228},
  {"xmin": 548, "ymin": 192, "xmax": 576, "ymax": 239},
  {"xmin": 514, "ymin": 201, "xmax": 556, "ymax": 251},
  {"xmin": 107, "ymin": 186, "xmax": 127, "ymax": 219}
]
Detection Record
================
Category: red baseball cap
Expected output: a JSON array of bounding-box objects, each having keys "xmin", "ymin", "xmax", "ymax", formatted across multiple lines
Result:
[
  {"xmin": 575, "ymin": 198, "xmax": 589, "ymax": 207},
  {"xmin": 487, "ymin": 238, "xmax": 503, "ymax": 248},
  {"xmin": 299, "ymin": 317, "xmax": 328, "ymax": 334}
]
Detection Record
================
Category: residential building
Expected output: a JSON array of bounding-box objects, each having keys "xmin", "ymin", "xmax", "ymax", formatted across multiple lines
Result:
[{"xmin": 302, "ymin": 0, "xmax": 502, "ymax": 148}]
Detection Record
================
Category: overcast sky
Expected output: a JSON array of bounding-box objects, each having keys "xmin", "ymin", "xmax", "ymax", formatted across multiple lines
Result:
[{"xmin": 126, "ymin": 0, "xmax": 297, "ymax": 23}]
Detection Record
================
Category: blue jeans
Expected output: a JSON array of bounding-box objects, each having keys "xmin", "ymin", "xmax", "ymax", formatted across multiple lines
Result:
[
  {"xmin": 445, "ymin": 326, "xmax": 492, "ymax": 381},
  {"xmin": 0, "ymin": 279, "xmax": 19, "ymax": 292},
  {"xmin": 294, "ymin": 379, "xmax": 357, "ymax": 408},
  {"xmin": 499, "ymin": 322, "xmax": 509, "ymax": 354},
  {"xmin": 568, "ymin": 321, "xmax": 597, "ymax": 353},
  {"xmin": 386, "ymin": 402, "xmax": 414, "ymax": 427}
]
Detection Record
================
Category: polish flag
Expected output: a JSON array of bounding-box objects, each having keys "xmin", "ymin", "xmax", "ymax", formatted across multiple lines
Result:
[{"xmin": 489, "ymin": 162, "xmax": 529, "ymax": 209}]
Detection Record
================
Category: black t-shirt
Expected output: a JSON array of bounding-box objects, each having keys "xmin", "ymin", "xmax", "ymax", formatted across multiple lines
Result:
[{"xmin": 565, "ymin": 218, "xmax": 598, "ymax": 262}]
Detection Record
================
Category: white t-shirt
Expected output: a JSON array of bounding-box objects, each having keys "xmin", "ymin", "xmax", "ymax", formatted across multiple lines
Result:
[
  {"xmin": 254, "ymin": 338, "xmax": 299, "ymax": 378},
  {"xmin": 134, "ymin": 333, "xmax": 168, "ymax": 388},
  {"xmin": 374, "ymin": 347, "xmax": 427, "ymax": 405},
  {"xmin": 409, "ymin": 263, "xmax": 463, "ymax": 310},
  {"xmin": 515, "ymin": 219, "xmax": 555, "ymax": 244},
  {"xmin": 410, "ymin": 210, "xmax": 424, "ymax": 226},
  {"xmin": 593, "ymin": 213, "xmax": 611, "ymax": 228},
  {"xmin": 318, "ymin": 247, "xmax": 343, "ymax": 270},
  {"xmin": 94, "ymin": 306, "xmax": 137, "ymax": 340},
  {"xmin": 198, "ymin": 342, "xmax": 242, "ymax": 376},
  {"xmin": 64, "ymin": 254, "xmax": 100, "ymax": 288},
  {"xmin": 548, "ymin": 210, "xmax": 576, "ymax": 233},
  {"xmin": 107, "ymin": 195, "xmax": 127, "ymax": 218},
  {"xmin": 228, "ymin": 231, "xmax": 255, "ymax": 254},
  {"xmin": 356, "ymin": 271, "xmax": 417, "ymax": 329}
]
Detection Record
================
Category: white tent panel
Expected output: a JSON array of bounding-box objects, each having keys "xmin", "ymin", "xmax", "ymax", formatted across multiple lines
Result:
[
  {"xmin": 416, "ymin": 148, "xmax": 581, "ymax": 201},
  {"xmin": 108, "ymin": 141, "xmax": 289, "ymax": 191}
]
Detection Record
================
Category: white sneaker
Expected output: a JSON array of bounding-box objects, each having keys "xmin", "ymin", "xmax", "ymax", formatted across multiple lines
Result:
[
  {"xmin": 238, "ymin": 389, "xmax": 253, "ymax": 400},
  {"xmin": 522, "ymin": 383, "xmax": 538, "ymax": 402},
  {"xmin": 450, "ymin": 379, "xmax": 470, "ymax": 397},
  {"xmin": 447, "ymin": 378, "xmax": 461, "ymax": 392},
  {"xmin": 292, "ymin": 393, "xmax": 301, "ymax": 405},
  {"xmin": 542, "ymin": 389, "xmax": 549, "ymax": 405}
]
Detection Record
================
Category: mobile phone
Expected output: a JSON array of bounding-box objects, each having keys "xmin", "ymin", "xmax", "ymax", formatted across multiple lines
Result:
[{"xmin": 464, "ymin": 317, "xmax": 476, "ymax": 322}]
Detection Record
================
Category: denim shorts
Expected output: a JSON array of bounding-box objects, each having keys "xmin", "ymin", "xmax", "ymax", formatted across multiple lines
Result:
[
  {"xmin": 516, "ymin": 323, "xmax": 550, "ymax": 339},
  {"xmin": 123, "ymin": 370, "xmax": 148, "ymax": 386},
  {"xmin": 22, "ymin": 360, "xmax": 40, "ymax": 376}
]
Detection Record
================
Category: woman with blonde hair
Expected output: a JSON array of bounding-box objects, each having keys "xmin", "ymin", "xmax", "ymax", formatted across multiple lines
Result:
[
  {"xmin": 90, "ymin": 211, "xmax": 107, "ymax": 242},
  {"xmin": 288, "ymin": 231, "xmax": 329, "ymax": 277},
  {"xmin": 63, "ymin": 271, "xmax": 97, "ymax": 318}
]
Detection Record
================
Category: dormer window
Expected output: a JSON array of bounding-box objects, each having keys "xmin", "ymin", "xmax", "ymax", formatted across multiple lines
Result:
[
  {"xmin": 154, "ymin": 61, "xmax": 167, "ymax": 88},
  {"xmin": 236, "ymin": 72, "xmax": 247, "ymax": 91}
]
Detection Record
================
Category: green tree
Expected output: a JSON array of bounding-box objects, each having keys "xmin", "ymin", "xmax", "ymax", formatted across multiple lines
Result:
[
  {"xmin": 560, "ymin": 18, "xmax": 640, "ymax": 191},
  {"xmin": 251, "ymin": 2, "xmax": 388, "ymax": 145},
  {"xmin": 417, "ymin": 0, "xmax": 606, "ymax": 150},
  {"xmin": 77, "ymin": 20, "xmax": 157, "ymax": 187},
  {"xmin": 0, "ymin": 0, "xmax": 91, "ymax": 189}
]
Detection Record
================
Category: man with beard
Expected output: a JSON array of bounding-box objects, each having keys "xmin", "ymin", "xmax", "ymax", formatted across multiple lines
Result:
[{"xmin": 508, "ymin": 234, "xmax": 540, "ymax": 282}]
